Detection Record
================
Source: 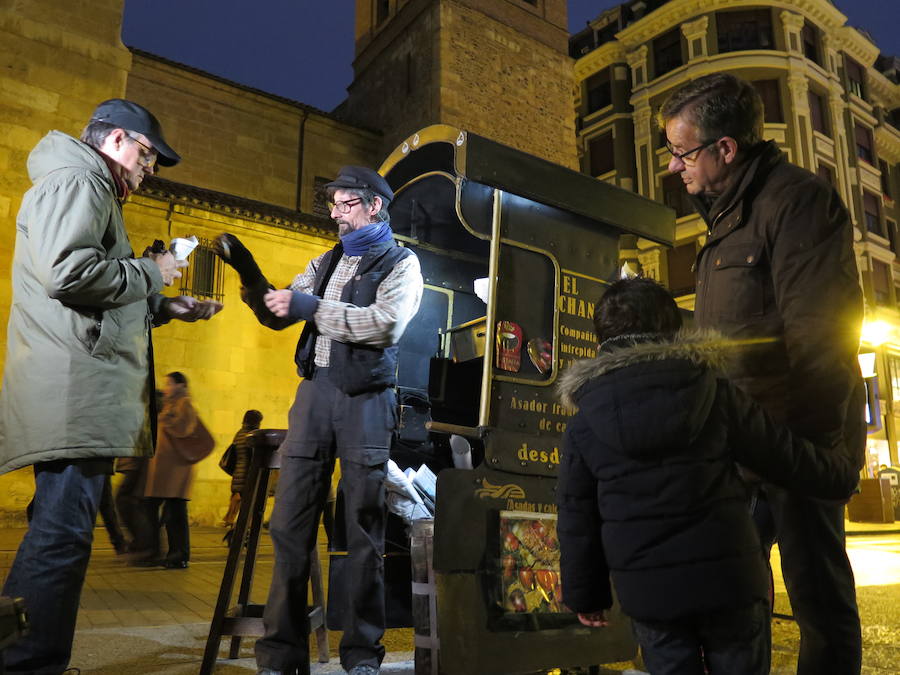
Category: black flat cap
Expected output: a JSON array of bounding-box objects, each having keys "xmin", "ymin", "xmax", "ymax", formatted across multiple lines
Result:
[
  {"xmin": 90, "ymin": 99, "xmax": 181, "ymax": 167},
  {"xmin": 325, "ymin": 166, "xmax": 393, "ymax": 204}
]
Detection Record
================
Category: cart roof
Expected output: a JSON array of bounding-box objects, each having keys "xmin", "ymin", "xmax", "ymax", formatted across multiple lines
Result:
[{"xmin": 380, "ymin": 125, "xmax": 675, "ymax": 247}]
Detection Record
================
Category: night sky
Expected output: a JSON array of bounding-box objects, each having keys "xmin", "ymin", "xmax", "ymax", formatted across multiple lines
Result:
[{"xmin": 121, "ymin": 0, "xmax": 898, "ymax": 114}]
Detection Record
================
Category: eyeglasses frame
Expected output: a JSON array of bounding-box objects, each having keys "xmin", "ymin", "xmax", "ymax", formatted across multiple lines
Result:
[
  {"xmin": 327, "ymin": 197, "xmax": 365, "ymax": 214},
  {"xmin": 125, "ymin": 133, "xmax": 158, "ymax": 169},
  {"xmin": 665, "ymin": 138, "xmax": 718, "ymax": 165}
]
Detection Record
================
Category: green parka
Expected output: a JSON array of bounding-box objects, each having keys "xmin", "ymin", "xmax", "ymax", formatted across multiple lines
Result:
[{"xmin": 0, "ymin": 131, "xmax": 168, "ymax": 474}]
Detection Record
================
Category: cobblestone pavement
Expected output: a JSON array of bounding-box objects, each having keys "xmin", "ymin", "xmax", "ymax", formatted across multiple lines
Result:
[{"xmin": 0, "ymin": 523, "xmax": 897, "ymax": 673}]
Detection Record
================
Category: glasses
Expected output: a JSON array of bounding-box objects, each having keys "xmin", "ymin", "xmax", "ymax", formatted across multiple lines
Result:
[
  {"xmin": 327, "ymin": 197, "xmax": 364, "ymax": 214},
  {"xmin": 126, "ymin": 134, "xmax": 157, "ymax": 169},
  {"xmin": 665, "ymin": 139, "xmax": 716, "ymax": 165}
]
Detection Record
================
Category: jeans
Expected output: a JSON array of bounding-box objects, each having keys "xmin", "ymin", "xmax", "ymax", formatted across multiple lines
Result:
[
  {"xmin": 2, "ymin": 459, "xmax": 109, "ymax": 674},
  {"xmin": 631, "ymin": 600, "xmax": 771, "ymax": 675}
]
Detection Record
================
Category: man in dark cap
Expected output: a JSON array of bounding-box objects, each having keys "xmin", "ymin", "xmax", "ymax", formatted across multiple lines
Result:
[
  {"xmin": 213, "ymin": 166, "xmax": 423, "ymax": 675},
  {"xmin": 0, "ymin": 99, "xmax": 221, "ymax": 673}
]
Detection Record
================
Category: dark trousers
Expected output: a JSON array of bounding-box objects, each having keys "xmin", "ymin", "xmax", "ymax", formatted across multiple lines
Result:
[
  {"xmin": 766, "ymin": 486, "xmax": 861, "ymax": 674},
  {"xmin": 2, "ymin": 459, "xmax": 109, "ymax": 674},
  {"xmin": 255, "ymin": 372, "xmax": 392, "ymax": 674},
  {"xmin": 631, "ymin": 600, "xmax": 771, "ymax": 675},
  {"xmin": 115, "ymin": 468, "xmax": 153, "ymax": 553},
  {"xmin": 146, "ymin": 497, "xmax": 190, "ymax": 564},
  {"xmin": 98, "ymin": 475, "xmax": 125, "ymax": 552}
]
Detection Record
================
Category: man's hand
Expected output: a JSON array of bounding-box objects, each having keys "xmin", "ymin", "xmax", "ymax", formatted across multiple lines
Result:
[
  {"xmin": 577, "ymin": 610, "xmax": 609, "ymax": 628},
  {"xmin": 166, "ymin": 295, "xmax": 224, "ymax": 322},
  {"xmin": 264, "ymin": 289, "xmax": 292, "ymax": 318},
  {"xmin": 145, "ymin": 250, "xmax": 187, "ymax": 286}
]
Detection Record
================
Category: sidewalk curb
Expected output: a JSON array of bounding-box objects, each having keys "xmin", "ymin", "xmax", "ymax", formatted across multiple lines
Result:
[{"xmin": 847, "ymin": 529, "xmax": 900, "ymax": 536}]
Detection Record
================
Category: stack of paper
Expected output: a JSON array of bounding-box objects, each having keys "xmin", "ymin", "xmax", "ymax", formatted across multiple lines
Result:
[
  {"xmin": 384, "ymin": 460, "xmax": 433, "ymax": 523},
  {"xmin": 408, "ymin": 464, "xmax": 437, "ymax": 514}
]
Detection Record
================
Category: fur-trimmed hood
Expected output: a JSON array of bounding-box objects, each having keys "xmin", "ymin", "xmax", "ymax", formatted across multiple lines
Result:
[{"xmin": 557, "ymin": 329, "xmax": 770, "ymax": 409}]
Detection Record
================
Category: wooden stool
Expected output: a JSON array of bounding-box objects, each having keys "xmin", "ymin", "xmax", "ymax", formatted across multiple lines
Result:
[{"xmin": 200, "ymin": 429, "xmax": 329, "ymax": 673}]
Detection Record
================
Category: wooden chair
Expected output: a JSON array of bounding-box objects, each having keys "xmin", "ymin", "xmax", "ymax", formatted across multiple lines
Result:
[{"xmin": 200, "ymin": 429, "xmax": 329, "ymax": 673}]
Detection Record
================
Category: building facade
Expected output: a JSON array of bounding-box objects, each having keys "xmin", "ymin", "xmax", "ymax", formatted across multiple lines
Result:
[
  {"xmin": 343, "ymin": 0, "xmax": 579, "ymax": 168},
  {"xmin": 571, "ymin": 0, "xmax": 900, "ymax": 470}
]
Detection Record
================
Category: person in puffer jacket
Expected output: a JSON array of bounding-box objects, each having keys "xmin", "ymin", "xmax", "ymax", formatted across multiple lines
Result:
[{"xmin": 555, "ymin": 277, "xmax": 858, "ymax": 675}]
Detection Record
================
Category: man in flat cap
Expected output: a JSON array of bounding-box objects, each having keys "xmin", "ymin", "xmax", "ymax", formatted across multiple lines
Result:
[
  {"xmin": 214, "ymin": 166, "xmax": 423, "ymax": 675},
  {"xmin": 0, "ymin": 99, "xmax": 221, "ymax": 673}
]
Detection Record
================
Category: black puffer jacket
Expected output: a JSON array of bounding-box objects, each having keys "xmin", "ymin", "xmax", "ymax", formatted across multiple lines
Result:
[{"xmin": 555, "ymin": 333, "xmax": 856, "ymax": 622}]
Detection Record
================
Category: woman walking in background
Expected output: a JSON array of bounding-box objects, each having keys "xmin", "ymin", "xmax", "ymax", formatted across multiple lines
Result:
[{"xmin": 143, "ymin": 372, "xmax": 213, "ymax": 568}]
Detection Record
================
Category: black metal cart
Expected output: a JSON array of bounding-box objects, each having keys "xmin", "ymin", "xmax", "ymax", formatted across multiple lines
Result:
[{"xmin": 378, "ymin": 125, "xmax": 675, "ymax": 674}]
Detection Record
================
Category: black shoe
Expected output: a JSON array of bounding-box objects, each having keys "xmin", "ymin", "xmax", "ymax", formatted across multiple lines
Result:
[{"xmin": 163, "ymin": 560, "xmax": 189, "ymax": 569}]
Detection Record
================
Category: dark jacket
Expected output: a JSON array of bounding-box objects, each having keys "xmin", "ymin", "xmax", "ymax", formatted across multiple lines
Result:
[
  {"xmin": 229, "ymin": 425, "xmax": 256, "ymax": 494},
  {"xmin": 294, "ymin": 240, "xmax": 413, "ymax": 394},
  {"xmin": 692, "ymin": 141, "xmax": 865, "ymax": 467},
  {"xmin": 555, "ymin": 333, "xmax": 857, "ymax": 622},
  {"xmin": 241, "ymin": 239, "xmax": 413, "ymax": 396}
]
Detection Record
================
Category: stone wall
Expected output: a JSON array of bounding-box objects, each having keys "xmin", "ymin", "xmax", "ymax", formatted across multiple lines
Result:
[
  {"xmin": 126, "ymin": 52, "xmax": 382, "ymax": 213},
  {"xmin": 346, "ymin": 0, "xmax": 578, "ymax": 168},
  {"xmin": 439, "ymin": 0, "xmax": 578, "ymax": 169},
  {"xmin": 344, "ymin": 0, "xmax": 443, "ymax": 159}
]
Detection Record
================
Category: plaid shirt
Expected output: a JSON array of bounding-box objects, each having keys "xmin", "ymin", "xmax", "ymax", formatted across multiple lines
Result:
[{"xmin": 290, "ymin": 249, "xmax": 423, "ymax": 367}]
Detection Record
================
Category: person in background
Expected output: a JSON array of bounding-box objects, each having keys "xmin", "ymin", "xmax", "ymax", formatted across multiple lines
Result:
[
  {"xmin": 660, "ymin": 73, "xmax": 865, "ymax": 674},
  {"xmin": 142, "ymin": 372, "xmax": 203, "ymax": 569},
  {"xmin": 556, "ymin": 278, "xmax": 859, "ymax": 675},
  {"xmin": 213, "ymin": 165, "xmax": 423, "ymax": 675},
  {"xmin": 222, "ymin": 409, "xmax": 264, "ymax": 537},
  {"xmin": 0, "ymin": 99, "xmax": 221, "ymax": 674}
]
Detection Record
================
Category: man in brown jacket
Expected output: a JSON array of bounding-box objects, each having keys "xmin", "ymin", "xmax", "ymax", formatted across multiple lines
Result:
[{"xmin": 660, "ymin": 74, "xmax": 865, "ymax": 674}]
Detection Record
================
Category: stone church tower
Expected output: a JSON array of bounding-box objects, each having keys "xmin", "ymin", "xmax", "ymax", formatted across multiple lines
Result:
[{"xmin": 343, "ymin": 0, "xmax": 578, "ymax": 169}]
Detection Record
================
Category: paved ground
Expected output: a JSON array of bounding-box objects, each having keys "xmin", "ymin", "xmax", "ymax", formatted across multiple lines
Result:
[{"xmin": 0, "ymin": 521, "xmax": 897, "ymax": 674}]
